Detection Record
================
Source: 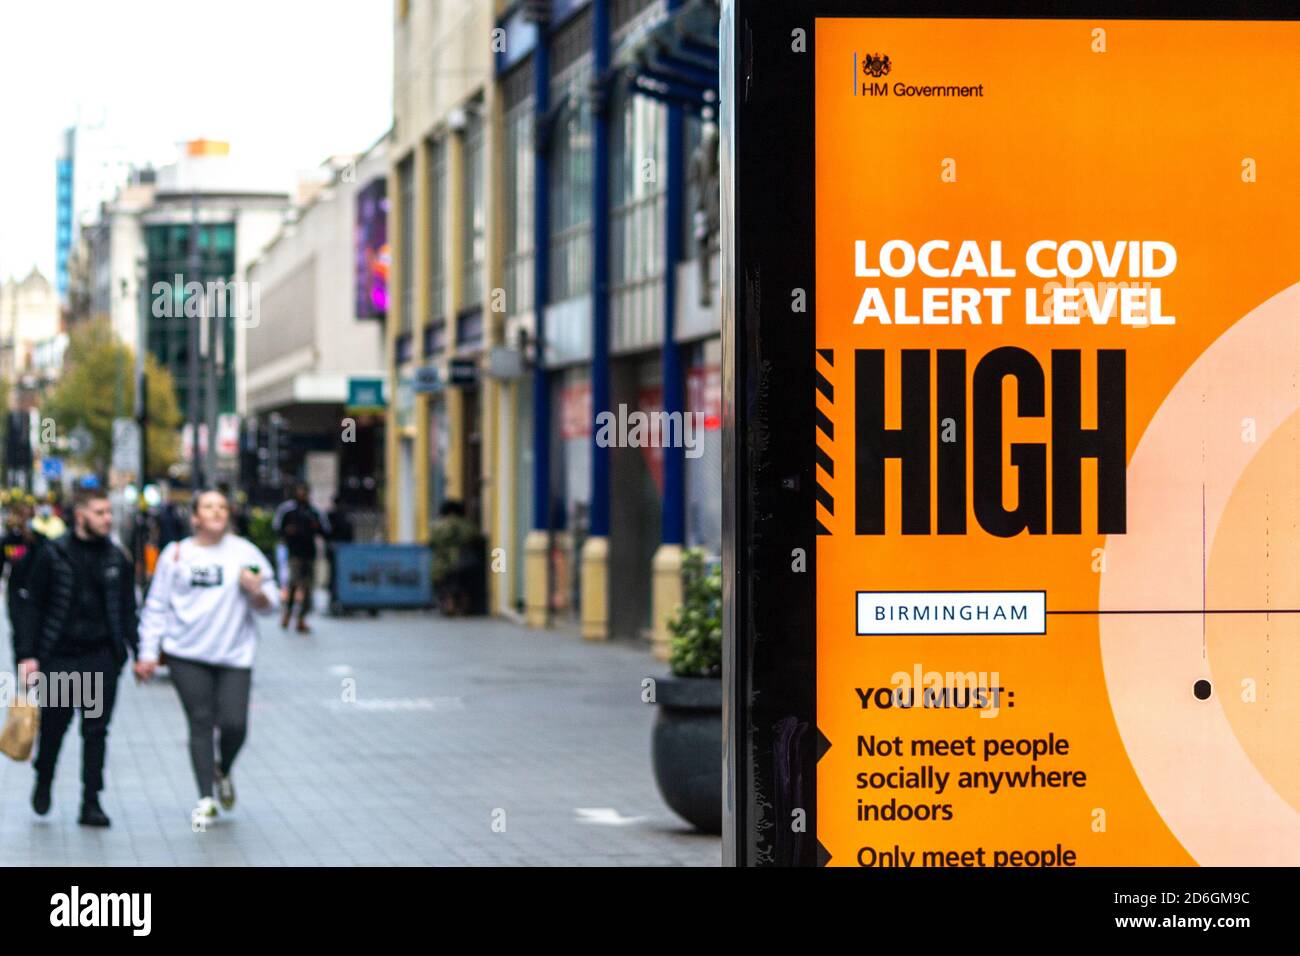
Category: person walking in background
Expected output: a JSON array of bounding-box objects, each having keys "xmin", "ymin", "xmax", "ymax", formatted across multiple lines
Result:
[
  {"xmin": 325, "ymin": 494, "xmax": 354, "ymax": 613},
  {"xmin": 134, "ymin": 489, "xmax": 279, "ymax": 827},
  {"xmin": 31, "ymin": 496, "xmax": 67, "ymax": 540},
  {"xmin": 270, "ymin": 488, "xmax": 295, "ymax": 605},
  {"xmin": 1, "ymin": 501, "xmax": 46, "ymax": 654},
  {"xmin": 216, "ymin": 482, "xmax": 251, "ymax": 538},
  {"xmin": 231, "ymin": 490, "xmax": 252, "ymax": 538},
  {"xmin": 19, "ymin": 488, "xmax": 138, "ymax": 828},
  {"xmin": 273, "ymin": 483, "xmax": 328, "ymax": 634},
  {"xmin": 158, "ymin": 485, "xmax": 192, "ymax": 550}
]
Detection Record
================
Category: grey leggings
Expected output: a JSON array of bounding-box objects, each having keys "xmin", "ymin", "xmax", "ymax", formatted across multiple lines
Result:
[{"xmin": 167, "ymin": 656, "xmax": 252, "ymax": 799}]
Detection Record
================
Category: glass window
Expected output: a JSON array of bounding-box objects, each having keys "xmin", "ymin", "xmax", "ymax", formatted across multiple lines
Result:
[
  {"xmin": 610, "ymin": 86, "xmax": 667, "ymax": 350},
  {"xmin": 548, "ymin": 11, "xmax": 593, "ymax": 305},
  {"xmin": 426, "ymin": 138, "xmax": 446, "ymax": 323},
  {"xmin": 143, "ymin": 221, "xmax": 237, "ymax": 418},
  {"xmin": 683, "ymin": 112, "xmax": 722, "ymax": 264},
  {"xmin": 613, "ymin": 0, "xmax": 664, "ymax": 39},
  {"xmin": 503, "ymin": 62, "xmax": 535, "ymax": 316},
  {"xmin": 213, "ymin": 224, "xmax": 236, "ymax": 253},
  {"xmin": 460, "ymin": 108, "xmax": 486, "ymax": 312},
  {"xmin": 685, "ymin": 338, "xmax": 722, "ymax": 557},
  {"xmin": 398, "ymin": 156, "xmax": 415, "ymax": 336},
  {"xmin": 546, "ymin": 74, "xmax": 592, "ymax": 303},
  {"xmin": 683, "ymin": 115, "xmax": 701, "ymax": 254},
  {"xmin": 427, "ymin": 397, "xmax": 447, "ymax": 526}
]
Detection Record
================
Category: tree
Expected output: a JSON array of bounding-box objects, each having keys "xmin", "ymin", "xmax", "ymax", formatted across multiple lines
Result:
[{"xmin": 42, "ymin": 318, "xmax": 181, "ymax": 479}]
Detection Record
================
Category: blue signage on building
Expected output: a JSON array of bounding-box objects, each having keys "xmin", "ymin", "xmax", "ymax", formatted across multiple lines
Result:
[{"xmin": 346, "ymin": 377, "xmax": 386, "ymax": 410}]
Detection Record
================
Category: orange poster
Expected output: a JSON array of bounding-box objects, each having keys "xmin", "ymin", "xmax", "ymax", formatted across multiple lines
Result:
[{"xmin": 814, "ymin": 18, "xmax": 1300, "ymax": 866}]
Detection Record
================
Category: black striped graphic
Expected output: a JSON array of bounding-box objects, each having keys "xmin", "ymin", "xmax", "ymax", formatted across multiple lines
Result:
[{"xmin": 815, "ymin": 349, "xmax": 834, "ymax": 535}]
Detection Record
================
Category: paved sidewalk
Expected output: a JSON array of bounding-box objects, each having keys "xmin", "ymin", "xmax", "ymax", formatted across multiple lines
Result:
[{"xmin": 0, "ymin": 603, "xmax": 720, "ymax": 866}]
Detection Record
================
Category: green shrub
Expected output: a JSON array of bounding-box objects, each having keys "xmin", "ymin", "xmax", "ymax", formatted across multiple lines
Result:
[
  {"xmin": 668, "ymin": 548, "xmax": 722, "ymax": 678},
  {"xmin": 246, "ymin": 508, "xmax": 277, "ymax": 559},
  {"xmin": 428, "ymin": 513, "xmax": 478, "ymax": 586}
]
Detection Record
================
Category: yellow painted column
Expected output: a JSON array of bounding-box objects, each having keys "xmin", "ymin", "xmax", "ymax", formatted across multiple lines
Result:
[
  {"xmin": 443, "ymin": 126, "xmax": 466, "ymax": 505},
  {"xmin": 521, "ymin": 358, "xmax": 548, "ymax": 628},
  {"xmin": 495, "ymin": 380, "xmax": 516, "ymax": 615},
  {"xmin": 524, "ymin": 528, "xmax": 549, "ymax": 627},
  {"xmin": 412, "ymin": 142, "xmax": 432, "ymax": 542},
  {"xmin": 482, "ymin": 83, "xmax": 506, "ymax": 615},
  {"xmin": 481, "ymin": 372, "xmax": 499, "ymax": 610},
  {"xmin": 443, "ymin": 388, "xmax": 464, "ymax": 502},
  {"xmin": 650, "ymin": 543, "xmax": 684, "ymax": 661},
  {"xmin": 580, "ymin": 536, "xmax": 609, "ymax": 640},
  {"xmin": 412, "ymin": 394, "xmax": 430, "ymax": 543}
]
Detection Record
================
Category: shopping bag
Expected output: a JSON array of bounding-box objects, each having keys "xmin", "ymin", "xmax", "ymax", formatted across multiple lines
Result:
[{"xmin": 0, "ymin": 696, "xmax": 39, "ymax": 762}]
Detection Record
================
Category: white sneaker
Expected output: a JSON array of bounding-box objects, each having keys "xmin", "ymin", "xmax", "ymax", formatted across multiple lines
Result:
[
  {"xmin": 191, "ymin": 797, "xmax": 219, "ymax": 830},
  {"xmin": 214, "ymin": 770, "xmax": 236, "ymax": 811}
]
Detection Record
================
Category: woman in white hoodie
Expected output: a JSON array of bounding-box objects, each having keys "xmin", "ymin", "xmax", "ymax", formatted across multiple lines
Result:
[{"xmin": 135, "ymin": 489, "xmax": 280, "ymax": 825}]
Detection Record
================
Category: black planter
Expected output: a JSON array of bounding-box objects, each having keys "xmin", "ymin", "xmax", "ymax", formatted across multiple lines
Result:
[{"xmin": 651, "ymin": 674, "xmax": 722, "ymax": 834}]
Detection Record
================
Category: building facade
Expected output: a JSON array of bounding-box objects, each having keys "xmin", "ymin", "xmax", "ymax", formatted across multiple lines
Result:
[
  {"xmin": 244, "ymin": 141, "xmax": 389, "ymax": 518},
  {"xmin": 83, "ymin": 170, "xmax": 157, "ymax": 353},
  {"xmin": 388, "ymin": 0, "xmax": 720, "ymax": 654},
  {"xmin": 0, "ymin": 268, "xmax": 62, "ymax": 396},
  {"xmin": 386, "ymin": 0, "xmax": 500, "ymax": 551},
  {"xmin": 56, "ymin": 117, "xmax": 134, "ymax": 303},
  {"xmin": 55, "ymin": 131, "xmax": 74, "ymax": 302},
  {"xmin": 139, "ymin": 140, "xmax": 291, "ymax": 484}
]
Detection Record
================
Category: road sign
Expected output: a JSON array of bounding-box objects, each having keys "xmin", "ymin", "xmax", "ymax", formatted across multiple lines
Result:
[
  {"xmin": 112, "ymin": 418, "xmax": 141, "ymax": 475},
  {"xmin": 448, "ymin": 357, "xmax": 478, "ymax": 387},
  {"xmin": 41, "ymin": 457, "xmax": 62, "ymax": 480},
  {"xmin": 486, "ymin": 347, "xmax": 524, "ymax": 381},
  {"xmin": 724, "ymin": 2, "xmax": 1300, "ymax": 868},
  {"xmin": 68, "ymin": 425, "xmax": 93, "ymax": 457},
  {"xmin": 347, "ymin": 377, "xmax": 386, "ymax": 411},
  {"xmin": 181, "ymin": 423, "xmax": 209, "ymax": 461},
  {"xmin": 217, "ymin": 414, "xmax": 240, "ymax": 458},
  {"xmin": 412, "ymin": 365, "xmax": 443, "ymax": 394}
]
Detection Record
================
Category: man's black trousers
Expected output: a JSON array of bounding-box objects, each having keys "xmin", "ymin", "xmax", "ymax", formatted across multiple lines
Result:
[{"xmin": 33, "ymin": 646, "xmax": 121, "ymax": 797}]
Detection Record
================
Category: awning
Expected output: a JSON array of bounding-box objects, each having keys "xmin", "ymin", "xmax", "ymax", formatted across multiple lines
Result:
[{"xmin": 616, "ymin": 0, "xmax": 719, "ymax": 117}]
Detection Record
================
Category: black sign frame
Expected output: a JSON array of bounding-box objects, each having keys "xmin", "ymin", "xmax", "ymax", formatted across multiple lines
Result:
[{"xmin": 720, "ymin": 0, "xmax": 1299, "ymax": 868}]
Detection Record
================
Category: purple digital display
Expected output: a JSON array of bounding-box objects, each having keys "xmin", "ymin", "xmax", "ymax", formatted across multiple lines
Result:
[{"xmin": 355, "ymin": 177, "xmax": 389, "ymax": 320}]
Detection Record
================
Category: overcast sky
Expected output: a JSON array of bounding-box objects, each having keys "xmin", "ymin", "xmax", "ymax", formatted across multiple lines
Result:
[{"xmin": 0, "ymin": 0, "xmax": 393, "ymax": 282}]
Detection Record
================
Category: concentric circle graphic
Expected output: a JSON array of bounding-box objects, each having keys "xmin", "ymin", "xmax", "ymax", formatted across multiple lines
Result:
[{"xmin": 1099, "ymin": 282, "xmax": 1300, "ymax": 865}]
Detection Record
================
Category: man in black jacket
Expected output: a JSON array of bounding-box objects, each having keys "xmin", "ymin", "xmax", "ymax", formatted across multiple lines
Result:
[{"xmin": 16, "ymin": 488, "xmax": 138, "ymax": 827}]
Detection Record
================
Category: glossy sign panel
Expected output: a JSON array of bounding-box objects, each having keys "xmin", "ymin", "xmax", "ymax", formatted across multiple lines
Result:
[{"xmin": 811, "ymin": 18, "xmax": 1300, "ymax": 867}]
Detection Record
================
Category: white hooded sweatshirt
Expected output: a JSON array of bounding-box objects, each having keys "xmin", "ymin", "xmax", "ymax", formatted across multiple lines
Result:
[{"xmin": 139, "ymin": 535, "xmax": 281, "ymax": 668}]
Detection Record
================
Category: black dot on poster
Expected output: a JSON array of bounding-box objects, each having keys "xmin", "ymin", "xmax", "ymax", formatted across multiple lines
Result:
[{"xmin": 1193, "ymin": 679, "xmax": 1213, "ymax": 701}]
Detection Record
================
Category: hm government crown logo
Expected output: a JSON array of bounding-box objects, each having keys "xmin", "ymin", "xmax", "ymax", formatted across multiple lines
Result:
[
  {"xmin": 855, "ymin": 49, "xmax": 986, "ymax": 100},
  {"xmin": 862, "ymin": 52, "xmax": 891, "ymax": 78}
]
